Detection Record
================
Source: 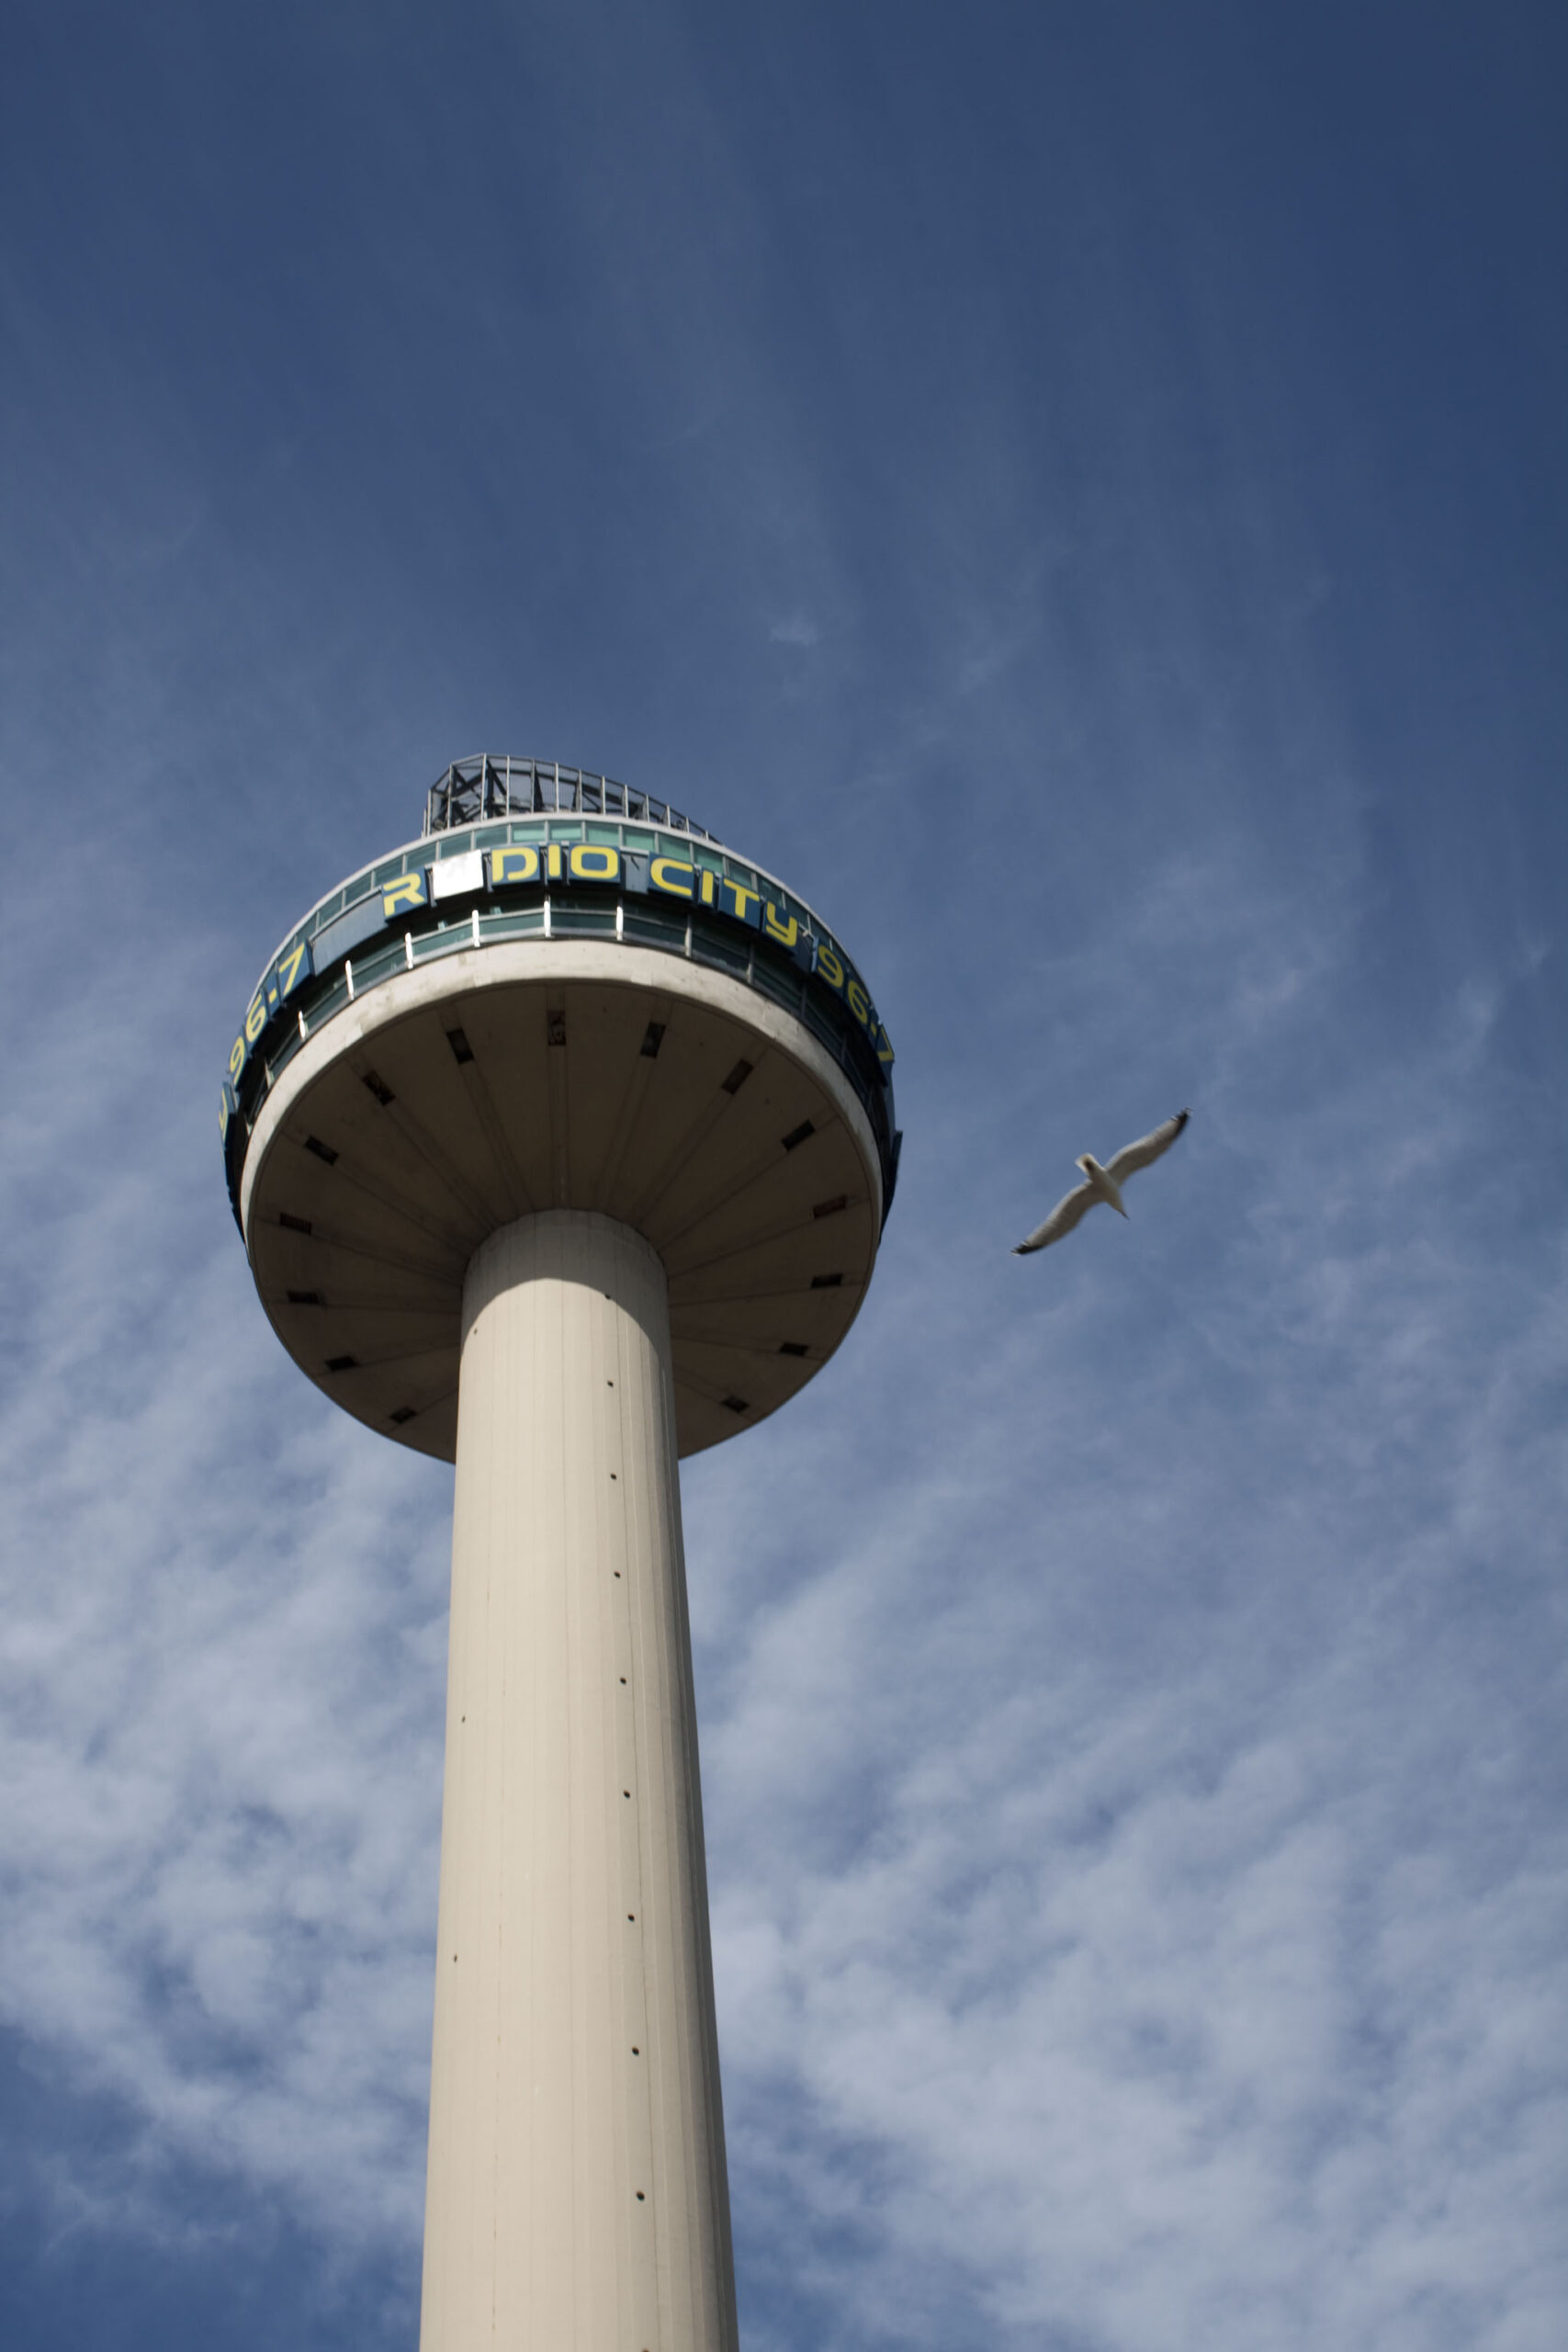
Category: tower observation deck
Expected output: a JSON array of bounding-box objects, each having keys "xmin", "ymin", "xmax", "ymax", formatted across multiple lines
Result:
[{"xmin": 222, "ymin": 756, "xmax": 899, "ymax": 2350}]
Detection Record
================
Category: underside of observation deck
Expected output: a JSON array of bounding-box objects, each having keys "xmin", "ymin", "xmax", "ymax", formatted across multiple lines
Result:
[{"xmin": 242, "ymin": 941, "xmax": 884, "ymax": 1460}]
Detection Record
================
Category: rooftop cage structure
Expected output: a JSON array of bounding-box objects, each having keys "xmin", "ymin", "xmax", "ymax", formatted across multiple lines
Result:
[{"xmin": 425, "ymin": 753, "xmax": 718, "ymax": 842}]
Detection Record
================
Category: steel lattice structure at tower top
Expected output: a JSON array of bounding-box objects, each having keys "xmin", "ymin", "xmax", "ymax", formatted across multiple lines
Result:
[{"xmin": 222, "ymin": 757, "xmax": 900, "ymax": 2350}]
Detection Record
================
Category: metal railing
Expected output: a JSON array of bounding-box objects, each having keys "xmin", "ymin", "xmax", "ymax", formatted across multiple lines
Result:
[
  {"xmin": 425, "ymin": 755, "xmax": 716, "ymax": 842},
  {"xmin": 226, "ymin": 896, "xmax": 899, "ymax": 1235}
]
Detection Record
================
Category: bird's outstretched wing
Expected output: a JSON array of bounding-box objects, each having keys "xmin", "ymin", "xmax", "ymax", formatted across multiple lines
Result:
[
  {"xmin": 1013, "ymin": 1180, "xmax": 1099, "ymax": 1255},
  {"xmin": 1105, "ymin": 1108, "xmax": 1190, "ymax": 1186}
]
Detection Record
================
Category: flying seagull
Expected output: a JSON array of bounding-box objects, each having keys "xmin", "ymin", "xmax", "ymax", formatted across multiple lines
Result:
[{"xmin": 1013, "ymin": 1110, "xmax": 1190, "ymax": 1255}]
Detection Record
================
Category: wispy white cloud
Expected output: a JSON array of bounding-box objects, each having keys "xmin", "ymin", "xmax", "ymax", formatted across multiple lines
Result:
[
  {"xmin": 769, "ymin": 613, "xmax": 821, "ymax": 647},
  {"xmin": 0, "ymin": 902, "xmax": 451, "ymax": 2254},
  {"xmin": 680, "ymin": 839, "xmax": 1567, "ymax": 2350}
]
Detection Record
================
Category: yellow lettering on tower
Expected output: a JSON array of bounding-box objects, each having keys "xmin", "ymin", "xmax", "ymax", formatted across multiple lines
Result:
[
  {"xmin": 490, "ymin": 845, "xmax": 541, "ymax": 887},
  {"xmin": 382, "ymin": 873, "xmax": 428, "ymax": 917},
  {"xmin": 570, "ymin": 844, "xmax": 621, "ymax": 883},
  {"xmin": 277, "ymin": 940, "xmax": 310, "ymax": 996}
]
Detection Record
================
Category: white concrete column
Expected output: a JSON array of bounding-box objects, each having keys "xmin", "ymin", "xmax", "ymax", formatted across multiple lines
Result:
[{"xmin": 419, "ymin": 1210, "xmax": 739, "ymax": 2352}]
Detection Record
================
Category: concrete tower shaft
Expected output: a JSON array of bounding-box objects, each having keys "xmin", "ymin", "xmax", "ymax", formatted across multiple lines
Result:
[{"xmin": 424, "ymin": 1213, "xmax": 732, "ymax": 2349}]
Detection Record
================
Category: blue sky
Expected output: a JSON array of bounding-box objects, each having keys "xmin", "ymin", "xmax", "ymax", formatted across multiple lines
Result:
[{"xmin": 2, "ymin": 4, "xmax": 1563, "ymax": 2346}]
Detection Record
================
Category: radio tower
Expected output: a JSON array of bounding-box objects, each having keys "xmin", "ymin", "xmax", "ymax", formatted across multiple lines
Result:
[{"xmin": 220, "ymin": 758, "xmax": 899, "ymax": 2350}]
